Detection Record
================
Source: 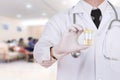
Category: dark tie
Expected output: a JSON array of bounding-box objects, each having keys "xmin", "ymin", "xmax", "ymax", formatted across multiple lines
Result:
[{"xmin": 91, "ymin": 8, "xmax": 102, "ymax": 29}]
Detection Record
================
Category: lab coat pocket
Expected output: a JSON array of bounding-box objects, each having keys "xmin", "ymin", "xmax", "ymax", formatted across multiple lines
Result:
[
  {"xmin": 104, "ymin": 26, "xmax": 120, "ymax": 57},
  {"xmin": 110, "ymin": 61, "xmax": 120, "ymax": 72},
  {"xmin": 104, "ymin": 26, "xmax": 120, "ymax": 72}
]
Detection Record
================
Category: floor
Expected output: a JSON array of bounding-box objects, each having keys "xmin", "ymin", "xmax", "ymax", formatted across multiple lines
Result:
[{"xmin": 0, "ymin": 60, "xmax": 57, "ymax": 80}]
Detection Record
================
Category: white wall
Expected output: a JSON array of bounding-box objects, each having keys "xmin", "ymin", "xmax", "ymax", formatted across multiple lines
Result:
[
  {"xmin": 0, "ymin": 16, "xmax": 28, "ymax": 42},
  {"xmin": 27, "ymin": 26, "xmax": 44, "ymax": 39}
]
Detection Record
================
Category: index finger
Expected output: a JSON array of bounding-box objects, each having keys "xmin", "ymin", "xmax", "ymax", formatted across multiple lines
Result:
[{"xmin": 73, "ymin": 24, "xmax": 84, "ymax": 34}]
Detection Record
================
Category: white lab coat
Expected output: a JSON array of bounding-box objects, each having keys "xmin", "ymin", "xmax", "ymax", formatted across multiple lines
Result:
[{"xmin": 33, "ymin": 1, "xmax": 120, "ymax": 80}]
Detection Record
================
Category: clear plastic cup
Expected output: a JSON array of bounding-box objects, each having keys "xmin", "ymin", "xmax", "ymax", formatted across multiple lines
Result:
[{"xmin": 83, "ymin": 29, "xmax": 94, "ymax": 45}]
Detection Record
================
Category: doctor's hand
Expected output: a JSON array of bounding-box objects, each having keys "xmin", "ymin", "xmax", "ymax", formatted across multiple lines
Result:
[{"xmin": 51, "ymin": 25, "xmax": 89, "ymax": 60}]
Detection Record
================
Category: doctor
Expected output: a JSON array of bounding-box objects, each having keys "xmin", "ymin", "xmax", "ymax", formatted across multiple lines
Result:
[{"xmin": 33, "ymin": 0, "xmax": 120, "ymax": 80}]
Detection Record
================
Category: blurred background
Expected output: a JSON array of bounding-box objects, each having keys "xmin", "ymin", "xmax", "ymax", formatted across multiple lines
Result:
[{"xmin": 0, "ymin": 0, "xmax": 119, "ymax": 80}]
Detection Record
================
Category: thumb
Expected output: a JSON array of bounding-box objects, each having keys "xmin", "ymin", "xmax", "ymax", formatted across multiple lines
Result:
[{"xmin": 72, "ymin": 24, "xmax": 84, "ymax": 36}]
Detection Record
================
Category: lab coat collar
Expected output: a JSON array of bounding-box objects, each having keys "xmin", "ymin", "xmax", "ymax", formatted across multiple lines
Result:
[
  {"xmin": 99, "ymin": 0, "xmax": 109, "ymax": 16},
  {"xmin": 79, "ymin": 0, "xmax": 93, "ymax": 15},
  {"xmin": 71, "ymin": 0, "xmax": 87, "ymax": 14},
  {"xmin": 72, "ymin": 0, "xmax": 108, "ymax": 15},
  {"xmin": 98, "ymin": 5, "xmax": 115, "ymax": 34},
  {"xmin": 71, "ymin": 0, "xmax": 114, "ymax": 32}
]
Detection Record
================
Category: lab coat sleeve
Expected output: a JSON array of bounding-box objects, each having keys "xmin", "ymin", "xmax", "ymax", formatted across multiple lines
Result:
[{"xmin": 33, "ymin": 15, "xmax": 62, "ymax": 65}]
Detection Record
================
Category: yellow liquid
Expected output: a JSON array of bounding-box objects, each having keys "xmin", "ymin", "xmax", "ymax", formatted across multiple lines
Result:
[
  {"xmin": 83, "ymin": 29, "xmax": 93, "ymax": 45},
  {"xmin": 84, "ymin": 39, "xmax": 93, "ymax": 46}
]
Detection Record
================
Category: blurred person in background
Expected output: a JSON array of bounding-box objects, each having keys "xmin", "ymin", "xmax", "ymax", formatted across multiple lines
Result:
[
  {"xmin": 18, "ymin": 38, "xmax": 26, "ymax": 48},
  {"xmin": 26, "ymin": 37, "xmax": 34, "ymax": 52},
  {"xmin": 26, "ymin": 37, "xmax": 37, "ymax": 62}
]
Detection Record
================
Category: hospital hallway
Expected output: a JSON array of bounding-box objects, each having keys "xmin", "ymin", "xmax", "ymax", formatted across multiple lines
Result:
[
  {"xmin": 0, "ymin": 0, "xmax": 119, "ymax": 80},
  {"xmin": 0, "ymin": 60, "xmax": 57, "ymax": 80}
]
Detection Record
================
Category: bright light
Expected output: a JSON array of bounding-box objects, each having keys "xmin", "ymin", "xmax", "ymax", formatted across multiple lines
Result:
[
  {"xmin": 16, "ymin": 14, "xmax": 22, "ymax": 18},
  {"xmin": 42, "ymin": 12, "xmax": 47, "ymax": 16},
  {"xmin": 62, "ymin": 1, "xmax": 67, "ymax": 5},
  {"xmin": 26, "ymin": 4, "xmax": 32, "ymax": 9},
  {"xmin": 21, "ymin": 18, "xmax": 48, "ymax": 27}
]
